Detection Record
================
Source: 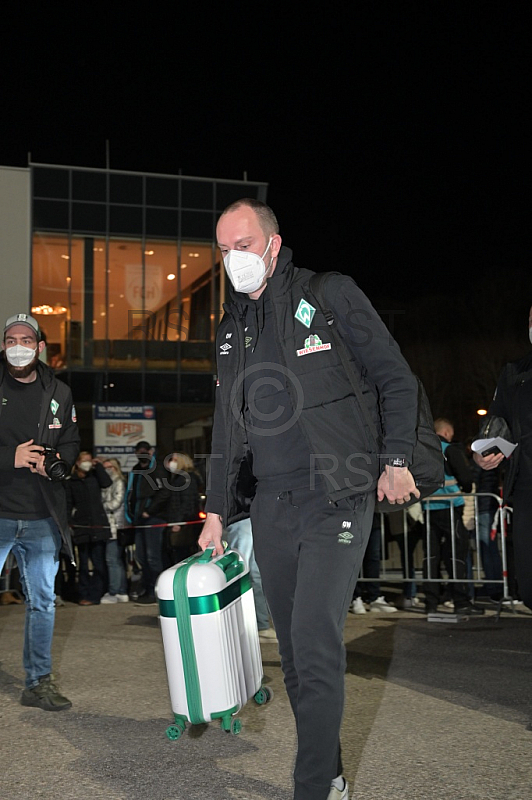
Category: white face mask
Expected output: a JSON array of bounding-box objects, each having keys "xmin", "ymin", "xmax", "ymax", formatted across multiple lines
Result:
[
  {"xmin": 105, "ymin": 467, "xmax": 116, "ymax": 478},
  {"xmin": 168, "ymin": 461, "xmax": 179, "ymax": 473},
  {"xmin": 529, "ymin": 327, "xmax": 532, "ymax": 345},
  {"xmin": 5, "ymin": 344, "xmax": 37, "ymax": 368},
  {"xmin": 79, "ymin": 461, "xmax": 92, "ymax": 473},
  {"xmin": 223, "ymin": 238, "xmax": 273, "ymax": 294}
]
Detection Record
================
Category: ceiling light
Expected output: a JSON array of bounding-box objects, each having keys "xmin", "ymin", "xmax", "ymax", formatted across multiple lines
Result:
[
  {"xmin": 167, "ymin": 273, "xmax": 176, "ymax": 281},
  {"xmin": 181, "ymin": 263, "xmax": 187, "ymax": 269},
  {"xmin": 61, "ymin": 254, "xmax": 70, "ymax": 260},
  {"xmin": 31, "ymin": 304, "xmax": 67, "ymax": 315},
  {"xmin": 188, "ymin": 252, "xmax": 199, "ymax": 257},
  {"xmin": 145, "ymin": 250, "xmax": 154, "ymax": 256}
]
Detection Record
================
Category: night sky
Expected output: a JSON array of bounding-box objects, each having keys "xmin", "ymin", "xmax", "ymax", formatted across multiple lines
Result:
[{"xmin": 1, "ymin": 5, "xmax": 528, "ymax": 352}]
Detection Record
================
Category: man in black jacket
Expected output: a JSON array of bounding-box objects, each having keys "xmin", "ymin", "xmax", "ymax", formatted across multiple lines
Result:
[
  {"xmin": 422, "ymin": 418, "xmax": 484, "ymax": 615},
  {"xmin": 474, "ymin": 304, "xmax": 532, "ymax": 611},
  {"xmin": 0, "ymin": 313, "xmax": 80, "ymax": 711},
  {"xmin": 198, "ymin": 199, "xmax": 419, "ymax": 800},
  {"xmin": 125, "ymin": 440, "xmax": 170, "ymax": 604}
]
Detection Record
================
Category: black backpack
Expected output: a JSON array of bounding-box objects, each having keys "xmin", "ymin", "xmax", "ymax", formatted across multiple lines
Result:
[{"xmin": 309, "ymin": 272, "xmax": 444, "ymax": 512}]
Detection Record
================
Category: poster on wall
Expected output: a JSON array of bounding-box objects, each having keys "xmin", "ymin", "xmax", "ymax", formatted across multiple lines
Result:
[{"xmin": 93, "ymin": 404, "xmax": 157, "ymax": 472}]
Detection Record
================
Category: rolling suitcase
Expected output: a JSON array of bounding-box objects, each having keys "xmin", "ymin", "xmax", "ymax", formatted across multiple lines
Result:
[{"xmin": 156, "ymin": 547, "xmax": 273, "ymax": 740}]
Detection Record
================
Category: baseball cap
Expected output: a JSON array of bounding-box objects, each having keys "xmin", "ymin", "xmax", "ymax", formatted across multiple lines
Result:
[
  {"xmin": 4, "ymin": 313, "xmax": 41, "ymax": 339},
  {"xmin": 135, "ymin": 440, "xmax": 152, "ymax": 452}
]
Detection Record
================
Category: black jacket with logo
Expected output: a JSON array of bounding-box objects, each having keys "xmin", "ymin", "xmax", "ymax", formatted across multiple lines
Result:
[
  {"xmin": 0, "ymin": 359, "xmax": 80, "ymax": 561},
  {"xmin": 206, "ymin": 247, "xmax": 417, "ymax": 524}
]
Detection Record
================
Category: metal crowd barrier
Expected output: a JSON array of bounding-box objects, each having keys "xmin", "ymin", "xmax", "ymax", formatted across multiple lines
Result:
[{"xmin": 357, "ymin": 492, "xmax": 511, "ymax": 601}]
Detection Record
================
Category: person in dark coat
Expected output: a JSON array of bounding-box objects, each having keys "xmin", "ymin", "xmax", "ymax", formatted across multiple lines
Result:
[
  {"xmin": 66, "ymin": 451, "xmax": 112, "ymax": 605},
  {"xmin": 162, "ymin": 452, "xmax": 203, "ymax": 564},
  {"xmin": 124, "ymin": 441, "xmax": 171, "ymax": 604},
  {"xmin": 474, "ymin": 304, "xmax": 532, "ymax": 611}
]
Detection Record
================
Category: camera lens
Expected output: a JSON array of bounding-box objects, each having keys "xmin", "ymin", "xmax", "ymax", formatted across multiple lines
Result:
[{"xmin": 43, "ymin": 450, "xmax": 69, "ymax": 481}]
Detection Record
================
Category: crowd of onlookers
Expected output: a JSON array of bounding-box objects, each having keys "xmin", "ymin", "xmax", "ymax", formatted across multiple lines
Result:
[
  {"xmin": 352, "ymin": 419, "xmax": 518, "ymax": 616},
  {"xmin": 55, "ymin": 441, "xmax": 204, "ymax": 607}
]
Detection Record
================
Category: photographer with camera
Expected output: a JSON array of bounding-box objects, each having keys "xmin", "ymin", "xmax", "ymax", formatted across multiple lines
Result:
[{"xmin": 0, "ymin": 313, "xmax": 80, "ymax": 711}]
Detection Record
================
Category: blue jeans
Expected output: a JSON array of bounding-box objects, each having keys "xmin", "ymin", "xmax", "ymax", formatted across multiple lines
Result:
[
  {"xmin": 225, "ymin": 518, "xmax": 270, "ymax": 630},
  {"xmin": 135, "ymin": 518, "xmax": 165, "ymax": 596},
  {"xmin": 105, "ymin": 539, "xmax": 127, "ymax": 595},
  {"xmin": 0, "ymin": 517, "xmax": 61, "ymax": 688}
]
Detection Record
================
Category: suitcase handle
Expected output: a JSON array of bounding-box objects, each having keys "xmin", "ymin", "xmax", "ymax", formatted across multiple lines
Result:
[{"xmin": 196, "ymin": 547, "xmax": 242, "ymax": 576}]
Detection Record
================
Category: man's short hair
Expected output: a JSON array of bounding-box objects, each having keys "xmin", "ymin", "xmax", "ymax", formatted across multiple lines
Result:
[
  {"xmin": 434, "ymin": 418, "xmax": 454, "ymax": 433},
  {"xmin": 220, "ymin": 198, "xmax": 279, "ymax": 239},
  {"xmin": 4, "ymin": 313, "xmax": 40, "ymax": 340}
]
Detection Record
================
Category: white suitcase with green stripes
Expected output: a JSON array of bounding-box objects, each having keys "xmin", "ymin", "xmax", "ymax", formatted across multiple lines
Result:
[{"xmin": 156, "ymin": 547, "xmax": 272, "ymax": 740}]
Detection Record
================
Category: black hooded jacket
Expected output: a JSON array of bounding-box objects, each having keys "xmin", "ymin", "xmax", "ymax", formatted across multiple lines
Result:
[
  {"xmin": 488, "ymin": 350, "xmax": 532, "ymax": 501},
  {"xmin": 206, "ymin": 246, "xmax": 417, "ymax": 524}
]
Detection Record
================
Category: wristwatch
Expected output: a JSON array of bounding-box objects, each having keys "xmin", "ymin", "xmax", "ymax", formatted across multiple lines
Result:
[{"xmin": 389, "ymin": 457, "xmax": 407, "ymax": 468}]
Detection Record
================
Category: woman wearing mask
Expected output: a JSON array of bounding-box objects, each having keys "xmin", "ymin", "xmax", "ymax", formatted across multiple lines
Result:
[
  {"xmin": 66, "ymin": 452, "xmax": 112, "ymax": 605},
  {"xmin": 164, "ymin": 453, "xmax": 203, "ymax": 565},
  {"xmin": 100, "ymin": 458, "xmax": 129, "ymax": 604}
]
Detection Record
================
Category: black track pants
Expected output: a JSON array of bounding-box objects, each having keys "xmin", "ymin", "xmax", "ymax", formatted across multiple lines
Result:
[{"xmin": 250, "ymin": 484, "xmax": 375, "ymax": 800}]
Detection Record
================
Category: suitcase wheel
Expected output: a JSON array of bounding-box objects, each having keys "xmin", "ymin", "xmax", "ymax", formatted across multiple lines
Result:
[
  {"xmin": 229, "ymin": 718, "xmax": 242, "ymax": 735},
  {"xmin": 254, "ymin": 686, "xmax": 274, "ymax": 705},
  {"xmin": 166, "ymin": 721, "xmax": 186, "ymax": 741}
]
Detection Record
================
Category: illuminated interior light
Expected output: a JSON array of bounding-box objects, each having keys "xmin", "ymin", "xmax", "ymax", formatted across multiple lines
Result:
[
  {"xmin": 477, "ymin": 409, "xmax": 488, "ymax": 416},
  {"xmin": 31, "ymin": 305, "xmax": 68, "ymax": 316},
  {"xmin": 167, "ymin": 273, "xmax": 176, "ymax": 281},
  {"xmin": 61, "ymin": 254, "xmax": 70, "ymax": 260},
  {"xmin": 188, "ymin": 252, "xmax": 199, "ymax": 257},
  {"xmin": 144, "ymin": 250, "xmax": 154, "ymax": 255},
  {"xmin": 181, "ymin": 263, "xmax": 187, "ymax": 269}
]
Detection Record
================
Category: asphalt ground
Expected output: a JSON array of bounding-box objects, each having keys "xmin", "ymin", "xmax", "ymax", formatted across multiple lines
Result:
[{"xmin": 1, "ymin": 598, "xmax": 531, "ymax": 800}]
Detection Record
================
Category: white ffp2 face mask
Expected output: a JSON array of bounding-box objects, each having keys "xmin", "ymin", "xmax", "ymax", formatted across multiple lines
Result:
[
  {"xmin": 529, "ymin": 327, "xmax": 532, "ymax": 345},
  {"xmin": 5, "ymin": 344, "xmax": 37, "ymax": 368},
  {"xmin": 223, "ymin": 238, "xmax": 273, "ymax": 294}
]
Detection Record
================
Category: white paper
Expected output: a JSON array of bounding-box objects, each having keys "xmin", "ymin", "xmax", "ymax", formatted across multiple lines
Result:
[{"xmin": 471, "ymin": 436, "xmax": 517, "ymax": 459}]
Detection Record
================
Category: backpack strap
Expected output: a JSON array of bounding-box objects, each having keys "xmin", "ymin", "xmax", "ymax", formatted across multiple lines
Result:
[{"xmin": 308, "ymin": 272, "xmax": 380, "ymax": 448}]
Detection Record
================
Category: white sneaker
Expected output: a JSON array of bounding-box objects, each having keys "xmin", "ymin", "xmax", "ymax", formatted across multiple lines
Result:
[
  {"xmin": 352, "ymin": 597, "xmax": 366, "ymax": 615},
  {"xmin": 100, "ymin": 593, "xmax": 118, "ymax": 604},
  {"xmin": 259, "ymin": 627, "xmax": 278, "ymax": 643},
  {"xmin": 328, "ymin": 777, "xmax": 348, "ymax": 799},
  {"xmin": 116, "ymin": 594, "xmax": 129, "ymax": 603},
  {"xmin": 369, "ymin": 596, "xmax": 398, "ymax": 613}
]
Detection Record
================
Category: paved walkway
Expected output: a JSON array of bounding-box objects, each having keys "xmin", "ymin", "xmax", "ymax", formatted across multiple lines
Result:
[{"xmin": 0, "ymin": 599, "xmax": 531, "ymax": 800}]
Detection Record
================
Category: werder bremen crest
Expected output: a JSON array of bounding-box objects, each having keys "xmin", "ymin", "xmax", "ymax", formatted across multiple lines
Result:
[{"xmin": 294, "ymin": 298, "xmax": 316, "ymax": 328}]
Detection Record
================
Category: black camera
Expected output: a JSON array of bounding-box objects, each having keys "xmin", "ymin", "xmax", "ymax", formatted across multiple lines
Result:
[{"xmin": 38, "ymin": 445, "xmax": 69, "ymax": 481}]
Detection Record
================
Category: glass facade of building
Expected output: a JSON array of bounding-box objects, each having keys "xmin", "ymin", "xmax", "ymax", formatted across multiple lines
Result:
[{"xmin": 30, "ymin": 164, "xmax": 267, "ymax": 405}]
